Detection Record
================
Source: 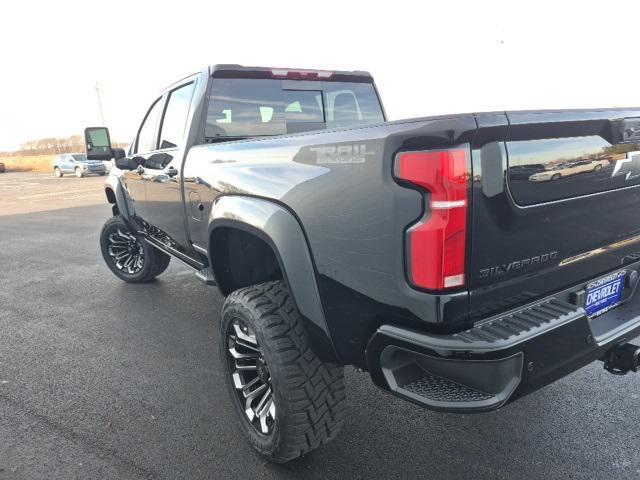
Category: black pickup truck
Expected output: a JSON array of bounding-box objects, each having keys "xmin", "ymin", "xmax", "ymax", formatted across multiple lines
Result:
[{"xmin": 85, "ymin": 64, "xmax": 640, "ymax": 463}]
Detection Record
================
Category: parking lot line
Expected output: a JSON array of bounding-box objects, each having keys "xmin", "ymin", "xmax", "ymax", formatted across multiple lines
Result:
[
  {"xmin": 0, "ymin": 183, "xmax": 41, "ymax": 187},
  {"xmin": 18, "ymin": 188, "xmax": 100, "ymax": 200},
  {"xmin": 61, "ymin": 193, "xmax": 104, "ymax": 200}
]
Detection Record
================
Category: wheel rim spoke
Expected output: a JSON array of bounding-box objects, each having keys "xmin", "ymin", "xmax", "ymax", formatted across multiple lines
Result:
[
  {"xmin": 225, "ymin": 319, "xmax": 276, "ymax": 435},
  {"xmin": 233, "ymin": 337, "xmax": 260, "ymax": 352},
  {"xmin": 233, "ymin": 374, "xmax": 259, "ymax": 391},
  {"xmin": 234, "ymin": 362, "xmax": 258, "ymax": 371},
  {"xmin": 229, "ymin": 344, "xmax": 260, "ymax": 360},
  {"xmin": 106, "ymin": 227, "xmax": 144, "ymax": 275},
  {"xmin": 255, "ymin": 388, "xmax": 271, "ymax": 414},
  {"xmin": 256, "ymin": 389, "xmax": 272, "ymax": 434},
  {"xmin": 233, "ymin": 323, "xmax": 258, "ymax": 345}
]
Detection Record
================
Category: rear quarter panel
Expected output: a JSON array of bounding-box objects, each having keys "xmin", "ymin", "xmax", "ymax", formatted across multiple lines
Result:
[{"xmin": 184, "ymin": 117, "xmax": 477, "ymax": 365}]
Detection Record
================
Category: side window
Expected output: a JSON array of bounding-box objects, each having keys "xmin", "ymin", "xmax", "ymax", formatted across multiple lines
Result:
[
  {"xmin": 135, "ymin": 98, "xmax": 163, "ymax": 154},
  {"xmin": 158, "ymin": 82, "xmax": 196, "ymax": 150}
]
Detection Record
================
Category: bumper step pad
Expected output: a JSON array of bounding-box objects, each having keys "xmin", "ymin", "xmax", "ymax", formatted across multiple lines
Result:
[
  {"xmin": 403, "ymin": 374, "xmax": 493, "ymax": 403},
  {"xmin": 378, "ymin": 298, "xmax": 584, "ymax": 354},
  {"xmin": 454, "ymin": 298, "xmax": 581, "ymax": 346}
]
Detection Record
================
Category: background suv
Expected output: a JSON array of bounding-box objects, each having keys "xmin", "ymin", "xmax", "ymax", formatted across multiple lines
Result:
[{"xmin": 53, "ymin": 153, "xmax": 106, "ymax": 178}]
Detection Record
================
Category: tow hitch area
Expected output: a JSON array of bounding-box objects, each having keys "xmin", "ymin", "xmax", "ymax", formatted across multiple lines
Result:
[{"xmin": 603, "ymin": 343, "xmax": 640, "ymax": 375}]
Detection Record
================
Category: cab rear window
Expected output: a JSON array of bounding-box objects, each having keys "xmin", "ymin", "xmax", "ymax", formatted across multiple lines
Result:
[{"xmin": 205, "ymin": 78, "xmax": 384, "ymax": 139}]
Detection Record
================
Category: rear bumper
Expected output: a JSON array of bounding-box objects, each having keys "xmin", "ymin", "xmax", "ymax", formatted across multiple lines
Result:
[{"xmin": 366, "ymin": 282, "xmax": 640, "ymax": 413}]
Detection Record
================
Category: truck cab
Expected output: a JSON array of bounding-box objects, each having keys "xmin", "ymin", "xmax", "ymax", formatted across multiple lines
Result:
[{"xmin": 88, "ymin": 65, "xmax": 385, "ymax": 267}]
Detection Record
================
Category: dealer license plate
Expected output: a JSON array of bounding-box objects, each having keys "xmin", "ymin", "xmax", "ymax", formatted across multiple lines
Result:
[{"xmin": 585, "ymin": 270, "xmax": 626, "ymax": 318}]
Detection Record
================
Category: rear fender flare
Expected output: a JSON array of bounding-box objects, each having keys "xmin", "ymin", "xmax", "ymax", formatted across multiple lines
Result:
[{"xmin": 208, "ymin": 195, "xmax": 340, "ymax": 363}]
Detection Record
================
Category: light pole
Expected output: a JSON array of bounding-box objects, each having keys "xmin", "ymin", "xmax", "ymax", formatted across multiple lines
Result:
[{"xmin": 95, "ymin": 82, "xmax": 105, "ymax": 126}]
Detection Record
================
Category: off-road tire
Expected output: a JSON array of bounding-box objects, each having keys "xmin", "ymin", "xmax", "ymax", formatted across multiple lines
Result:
[
  {"xmin": 220, "ymin": 281, "xmax": 346, "ymax": 463},
  {"xmin": 99, "ymin": 215, "xmax": 171, "ymax": 283}
]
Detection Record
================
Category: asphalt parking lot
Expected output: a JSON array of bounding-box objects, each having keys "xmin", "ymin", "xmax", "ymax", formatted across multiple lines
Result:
[
  {"xmin": 0, "ymin": 171, "xmax": 107, "ymax": 216},
  {"xmin": 2, "ymin": 171, "xmax": 640, "ymax": 479}
]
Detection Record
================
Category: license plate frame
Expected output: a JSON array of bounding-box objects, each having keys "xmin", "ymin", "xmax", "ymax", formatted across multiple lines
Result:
[{"xmin": 585, "ymin": 270, "xmax": 626, "ymax": 318}]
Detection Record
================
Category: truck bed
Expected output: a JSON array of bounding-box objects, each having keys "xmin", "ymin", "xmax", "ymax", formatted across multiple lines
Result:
[{"xmin": 183, "ymin": 107, "xmax": 640, "ymax": 368}]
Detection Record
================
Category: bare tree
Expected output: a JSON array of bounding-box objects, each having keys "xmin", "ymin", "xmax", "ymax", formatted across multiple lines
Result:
[{"xmin": 0, "ymin": 135, "xmax": 128, "ymax": 157}]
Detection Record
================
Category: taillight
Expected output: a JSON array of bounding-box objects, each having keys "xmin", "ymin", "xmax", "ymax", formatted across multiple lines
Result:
[{"xmin": 394, "ymin": 148, "xmax": 469, "ymax": 291}]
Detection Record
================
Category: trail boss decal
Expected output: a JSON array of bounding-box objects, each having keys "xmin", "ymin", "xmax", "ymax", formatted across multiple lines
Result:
[{"xmin": 311, "ymin": 144, "xmax": 375, "ymax": 164}]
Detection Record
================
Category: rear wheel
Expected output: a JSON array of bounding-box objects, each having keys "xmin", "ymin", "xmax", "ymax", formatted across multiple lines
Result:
[
  {"xmin": 594, "ymin": 164, "xmax": 603, "ymax": 172},
  {"xmin": 54, "ymin": 167, "xmax": 63, "ymax": 178},
  {"xmin": 75, "ymin": 167, "xmax": 83, "ymax": 178},
  {"xmin": 220, "ymin": 281, "xmax": 346, "ymax": 463},
  {"xmin": 99, "ymin": 215, "xmax": 171, "ymax": 283},
  {"xmin": 551, "ymin": 173, "xmax": 561, "ymax": 181}
]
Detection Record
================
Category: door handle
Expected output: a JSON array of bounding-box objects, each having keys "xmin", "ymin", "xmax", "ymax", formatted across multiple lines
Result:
[
  {"xmin": 136, "ymin": 165, "xmax": 144, "ymax": 175},
  {"xmin": 166, "ymin": 166, "xmax": 178, "ymax": 177}
]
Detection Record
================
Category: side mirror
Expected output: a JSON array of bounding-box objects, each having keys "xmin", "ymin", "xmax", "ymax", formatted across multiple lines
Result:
[
  {"xmin": 116, "ymin": 156, "xmax": 144, "ymax": 171},
  {"xmin": 115, "ymin": 157, "xmax": 133, "ymax": 170},
  {"xmin": 111, "ymin": 148, "xmax": 126, "ymax": 160},
  {"xmin": 84, "ymin": 127, "xmax": 113, "ymax": 161}
]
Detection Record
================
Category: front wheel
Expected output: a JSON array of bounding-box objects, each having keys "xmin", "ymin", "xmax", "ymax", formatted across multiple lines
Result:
[
  {"xmin": 75, "ymin": 167, "xmax": 84, "ymax": 178},
  {"xmin": 220, "ymin": 281, "xmax": 346, "ymax": 463},
  {"xmin": 99, "ymin": 215, "xmax": 171, "ymax": 283},
  {"xmin": 551, "ymin": 173, "xmax": 561, "ymax": 181}
]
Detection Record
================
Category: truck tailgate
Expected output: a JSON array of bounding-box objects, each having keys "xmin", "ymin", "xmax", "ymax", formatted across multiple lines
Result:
[{"xmin": 469, "ymin": 109, "xmax": 640, "ymax": 320}]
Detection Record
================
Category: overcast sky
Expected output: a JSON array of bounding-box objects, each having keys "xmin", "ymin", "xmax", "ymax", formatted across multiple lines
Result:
[{"xmin": 1, "ymin": 0, "xmax": 639, "ymax": 151}]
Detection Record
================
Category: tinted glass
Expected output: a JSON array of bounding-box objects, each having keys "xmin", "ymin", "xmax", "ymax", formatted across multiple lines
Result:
[
  {"xmin": 507, "ymin": 136, "xmax": 640, "ymax": 205},
  {"xmin": 159, "ymin": 82, "xmax": 196, "ymax": 150},
  {"xmin": 323, "ymin": 82, "xmax": 384, "ymax": 128},
  {"xmin": 136, "ymin": 98, "xmax": 162, "ymax": 153},
  {"xmin": 282, "ymin": 90, "xmax": 323, "ymax": 123},
  {"xmin": 206, "ymin": 78, "xmax": 383, "ymax": 139},
  {"xmin": 71, "ymin": 154, "xmax": 87, "ymax": 161}
]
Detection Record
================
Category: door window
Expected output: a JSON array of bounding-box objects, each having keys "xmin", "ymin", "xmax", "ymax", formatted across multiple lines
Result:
[
  {"xmin": 135, "ymin": 98, "xmax": 163, "ymax": 153},
  {"xmin": 158, "ymin": 82, "xmax": 196, "ymax": 150}
]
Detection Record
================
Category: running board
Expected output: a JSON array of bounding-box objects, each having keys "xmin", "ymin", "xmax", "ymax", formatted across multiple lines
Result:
[{"xmin": 195, "ymin": 267, "xmax": 217, "ymax": 285}]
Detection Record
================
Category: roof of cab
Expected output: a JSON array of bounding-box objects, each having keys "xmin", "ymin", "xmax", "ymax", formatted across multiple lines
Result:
[{"xmin": 208, "ymin": 64, "xmax": 373, "ymax": 78}]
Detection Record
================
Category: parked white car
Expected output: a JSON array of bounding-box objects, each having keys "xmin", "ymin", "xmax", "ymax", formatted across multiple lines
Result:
[
  {"xmin": 102, "ymin": 159, "xmax": 115, "ymax": 173},
  {"xmin": 529, "ymin": 159, "xmax": 609, "ymax": 182}
]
